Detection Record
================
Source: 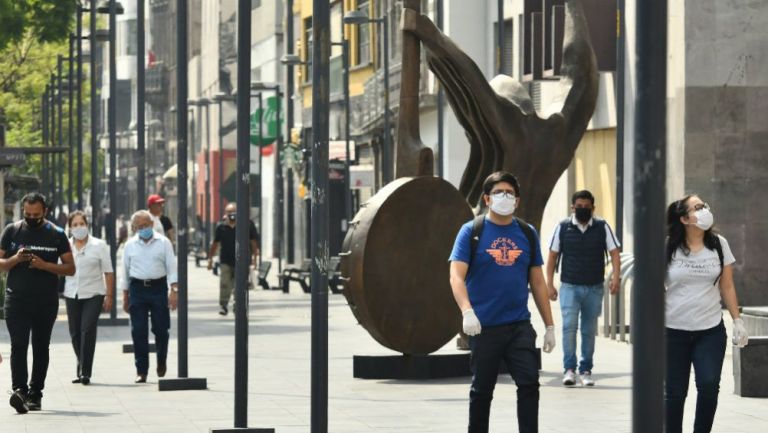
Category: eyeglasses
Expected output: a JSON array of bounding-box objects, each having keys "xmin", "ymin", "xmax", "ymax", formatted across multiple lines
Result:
[
  {"xmin": 490, "ymin": 190, "xmax": 516, "ymax": 200},
  {"xmin": 688, "ymin": 202, "xmax": 710, "ymax": 213}
]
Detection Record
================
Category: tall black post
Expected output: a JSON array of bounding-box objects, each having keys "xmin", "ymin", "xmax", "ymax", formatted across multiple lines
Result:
[
  {"xmin": 285, "ymin": 0, "xmax": 295, "ymax": 264},
  {"xmin": 107, "ymin": 0, "xmax": 119, "ymax": 319},
  {"xmin": 272, "ymin": 87, "xmax": 284, "ymax": 271},
  {"xmin": 57, "ymin": 57, "xmax": 65, "ymax": 217},
  {"xmin": 76, "ymin": 6, "xmax": 84, "ymax": 208},
  {"xmin": 203, "ymin": 101, "xmax": 211, "ymax": 251},
  {"xmin": 615, "ymin": 0, "xmax": 625, "ymax": 245},
  {"xmin": 311, "ymin": 0, "xmax": 330, "ymax": 431},
  {"xmin": 257, "ymin": 93, "xmax": 263, "ymax": 269},
  {"xmin": 42, "ymin": 87, "xmax": 49, "ymax": 191},
  {"xmin": 50, "ymin": 75, "xmax": 57, "ymax": 202},
  {"xmin": 632, "ymin": 0, "xmax": 667, "ymax": 432},
  {"xmin": 176, "ymin": 0, "xmax": 190, "ymax": 379},
  {"xmin": 381, "ymin": 15, "xmax": 391, "ymax": 185},
  {"xmin": 137, "ymin": 0, "xmax": 147, "ymax": 206},
  {"xmin": 90, "ymin": 3, "xmax": 99, "ymax": 237},
  {"xmin": 497, "ymin": 0, "xmax": 504, "ymax": 75},
  {"xmin": 68, "ymin": 38, "xmax": 75, "ymax": 212},
  {"xmin": 235, "ymin": 0, "xmax": 251, "ymax": 427},
  {"xmin": 342, "ymin": 40, "xmax": 352, "ymax": 222},
  {"xmin": 436, "ymin": 0, "xmax": 444, "ymax": 178},
  {"xmin": 217, "ymin": 99, "xmax": 224, "ymax": 217}
]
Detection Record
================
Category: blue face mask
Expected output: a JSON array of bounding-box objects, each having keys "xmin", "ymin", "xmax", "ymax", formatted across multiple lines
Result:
[{"xmin": 138, "ymin": 227, "xmax": 154, "ymax": 240}]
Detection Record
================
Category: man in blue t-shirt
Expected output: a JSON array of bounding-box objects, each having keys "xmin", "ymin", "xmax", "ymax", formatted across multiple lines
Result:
[{"xmin": 449, "ymin": 172, "xmax": 555, "ymax": 433}]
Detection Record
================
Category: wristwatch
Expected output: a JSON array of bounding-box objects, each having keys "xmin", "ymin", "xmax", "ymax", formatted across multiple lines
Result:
[{"xmin": 170, "ymin": 285, "xmax": 179, "ymax": 293}]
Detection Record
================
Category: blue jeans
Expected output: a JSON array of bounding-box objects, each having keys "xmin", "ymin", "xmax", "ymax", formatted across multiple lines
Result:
[
  {"xmin": 665, "ymin": 321, "xmax": 726, "ymax": 433},
  {"xmin": 468, "ymin": 321, "xmax": 540, "ymax": 433},
  {"xmin": 559, "ymin": 282, "xmax": 604, "ymax": 373},
  {"xmin": 128, "ymin": 279, "xmax": 170, "ymax": 375}
]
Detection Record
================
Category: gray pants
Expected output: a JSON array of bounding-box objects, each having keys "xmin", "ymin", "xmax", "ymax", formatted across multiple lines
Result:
[
  {"xmin": 219, "ymin": 264, "xmax": 235, "ymax": 307},
  {"xmin": 65, "ymin": 295, "xmax": 104, "ymax": 378}
]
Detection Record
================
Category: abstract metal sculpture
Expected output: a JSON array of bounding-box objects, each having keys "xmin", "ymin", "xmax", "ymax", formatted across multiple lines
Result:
[{"xmin": 403, "ymin": 0, "xmax": 598, "ymax": 229}]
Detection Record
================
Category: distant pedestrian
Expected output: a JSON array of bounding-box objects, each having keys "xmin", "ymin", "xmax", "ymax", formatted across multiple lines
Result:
[
  {"xmin": 449, "ymin": 172, "xmax": 556, "ymax": 433},
  {"xmin": 64, "ymin": 211, "xmax": 114, "ymax": 385},
  {"xmin": 0, "ymin": 193, "xmax": 75, "ymax": 413},
  {"xmin": 207, "ymin": 203, "xmax": 259, "ymax": 315},
  {"xmin": 665, "ymin": 195, "xmax": 749, "ymax": 433},
  {"xmin": 545, "ymin": 190, "xmax": 620, "ymax": 387},
  {"xmin": 147, "ymin": 194, "xmax": 175, "ymax": 243},
  {"xmin": 122, "ymin": 210, "xmax": 178, "ymax": 383}
]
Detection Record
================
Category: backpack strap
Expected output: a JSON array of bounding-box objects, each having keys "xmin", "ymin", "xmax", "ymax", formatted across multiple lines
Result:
[
  {"xmin": 468, "ymin": 214, "xmax": 485, "ymax": 268},
  {"xmin": 513, "ymin": 217, "xmax": 538, "ymax": 269}
]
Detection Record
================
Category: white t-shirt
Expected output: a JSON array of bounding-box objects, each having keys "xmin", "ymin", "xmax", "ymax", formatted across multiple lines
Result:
[
  {"xmin": 64, "ymin": 236, "xmax": 114, "ymax": 299},
  {"xmin": 665, "ymin": 235, "xmax": 735, "ymax": 331}
]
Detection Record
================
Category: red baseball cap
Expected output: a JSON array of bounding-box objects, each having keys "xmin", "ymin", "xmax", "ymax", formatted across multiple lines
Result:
[{"xmin": 147, "ymin": 194, "xmax": 166, "ymax": 206}]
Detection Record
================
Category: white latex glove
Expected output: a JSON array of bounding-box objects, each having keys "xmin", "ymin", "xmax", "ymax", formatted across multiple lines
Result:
[
  {"xmin": 732, "ymin": 318, "xmax": 749, "ymax": 348},
  {"xmin": 543, "ymin": 325, "xmax": 556, "ymax": 353},
  {"xmin": 462, "ymin": 309, "xmax": 482, "ymax": 336}
]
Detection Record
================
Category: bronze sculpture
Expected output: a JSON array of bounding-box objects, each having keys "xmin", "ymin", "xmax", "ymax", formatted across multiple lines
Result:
[
  {"xmin": 341, "ymin": 0, "xmax": 598, "ymax": 357},
  {"xmin": 403, "ymin": 0, "xmax": 598, "ymax": 229}
]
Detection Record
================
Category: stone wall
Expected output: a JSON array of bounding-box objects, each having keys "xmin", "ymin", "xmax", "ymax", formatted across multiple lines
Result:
[{"xmin": 684, "ymin": 0, "xmax": 768, "ymax": 305}]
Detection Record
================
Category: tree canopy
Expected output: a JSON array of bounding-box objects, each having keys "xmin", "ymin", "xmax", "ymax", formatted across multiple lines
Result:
[{"xmin": 0, "ymin": 0, "xmax": 77, "ymax": 52}]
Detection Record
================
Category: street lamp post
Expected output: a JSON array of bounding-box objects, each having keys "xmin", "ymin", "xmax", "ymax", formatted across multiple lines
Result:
[
  {"xmin": 76, "ymin": 3, "xmax": 84, "ymax": 208},
  {"xmin": 284, "ymin": 0, "xmax": 295, "ymax": 265},
  {"xmin": 344, "ymin": 9, "xmax": 391, "ymax": 185},
  {"xmin": 95, "ymin": 0, "xmax": 128, "ymax": 326},
  {"xmin": 189, "ymin": 97, "xmax": 213, "ymax": 255},
  {"xmin": 136, "ymin": 0, "xmax": 146, "ymax": 206},
  {"xmin": 57, "ymin": 56, "xmax": 64, "ymax": 217},
  {"xmin": 68, "ymin": 36, "xmax": 75, "ymax": 213},
  {"xmin": 250, "ymin": 81, "xmax": 284, "ymax": 272}
]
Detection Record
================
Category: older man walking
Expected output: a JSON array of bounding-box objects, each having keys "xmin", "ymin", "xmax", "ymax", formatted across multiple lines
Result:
[{"xmin": 121, "ymin": 210, "xmax": 177, "ymax": 383}]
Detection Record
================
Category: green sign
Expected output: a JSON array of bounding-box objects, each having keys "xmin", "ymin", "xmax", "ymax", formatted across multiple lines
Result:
[{"xmin": 250, "ymin": 96, "xmax": 282, "ymax": 146}]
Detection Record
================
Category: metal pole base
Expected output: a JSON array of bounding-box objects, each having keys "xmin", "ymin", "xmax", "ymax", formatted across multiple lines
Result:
[
  {"xmin": 158, "ymin": 377, "xmax": 208, "ymax": 391},
  {"xmin": 98, "ymin": 317, "xmax": 130, "ymax": 327},
  {"xmin": 210, "ymin": 428, "xmax": 275, "ymax": 433},
  {"xmin": 122, "ymin": 343, "xmax": 157, "ymax": 353}
]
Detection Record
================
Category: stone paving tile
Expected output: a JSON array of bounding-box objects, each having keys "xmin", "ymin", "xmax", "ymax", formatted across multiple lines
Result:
[{"xmin": 1, "ymin": 258, "xmax": 767, "ymax": 432}]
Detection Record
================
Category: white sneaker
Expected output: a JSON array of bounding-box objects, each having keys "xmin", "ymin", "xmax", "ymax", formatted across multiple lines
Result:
[
  {"xmin": 580, "ymin": 371, "xmax": 595, "ymax": 387},
  {"xmin": 563, "ymin": 369, "xmax": 577, "ymax": 386}
]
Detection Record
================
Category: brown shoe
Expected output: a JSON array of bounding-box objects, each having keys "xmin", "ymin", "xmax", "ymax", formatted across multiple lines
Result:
[
  {"xmin": 134, "ymin": 374, "xmax": 147, "ymax": 383},
  {"xmin": 156, "ymin": 362, "xmax": 167, "ymax": 378}
]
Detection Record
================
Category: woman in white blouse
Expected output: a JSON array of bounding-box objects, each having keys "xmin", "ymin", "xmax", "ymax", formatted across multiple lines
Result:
[
  {"xmin": 64, "ymin": 211, "xmax": 114, "ymax": 385},
  {"xmin": 664, "ymin": 195, "xmax": 749, "ymax": 433}
]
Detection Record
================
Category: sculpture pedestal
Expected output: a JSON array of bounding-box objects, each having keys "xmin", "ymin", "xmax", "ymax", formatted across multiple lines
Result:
[{"xmin": 353, "ymin": 353, "xmax": 471, "ymax": 380}]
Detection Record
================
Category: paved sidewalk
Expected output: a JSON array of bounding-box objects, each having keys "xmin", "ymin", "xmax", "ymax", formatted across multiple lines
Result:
[{"xmin": 1, "ymin": 258, "xmax": 766, "ymax": 432}]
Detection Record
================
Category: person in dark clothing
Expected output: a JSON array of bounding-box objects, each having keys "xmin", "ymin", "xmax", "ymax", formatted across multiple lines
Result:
[
  {"xmin": 0, "ymin": 193, "xmax": 76, "ymax": 413},
  {"xmin": 207, "ymin": 203, "xmax": 260, "ymax": 315},
  {"xmin": 545, "ymin": 190, "xmax": 621, "ymax": 387}
]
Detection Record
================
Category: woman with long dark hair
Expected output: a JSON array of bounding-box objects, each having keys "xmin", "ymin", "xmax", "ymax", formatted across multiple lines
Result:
[
  {"xmin": 665, "ymin": 194, "xmax": 749, "ymax": 433},
  {"xmin": 63, "ymin": 211, "xmax": 114, "ymax": 385}
]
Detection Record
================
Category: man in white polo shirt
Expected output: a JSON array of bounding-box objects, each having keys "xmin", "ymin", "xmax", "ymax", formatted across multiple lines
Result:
[{"xmin": 121, "ymin": 210, "xmax": 178, "ymax": 383}]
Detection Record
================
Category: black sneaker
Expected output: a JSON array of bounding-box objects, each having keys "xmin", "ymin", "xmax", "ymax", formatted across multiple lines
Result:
[
  {"xmin": 9, "ymin": 389, "xmax": 28, "ymax": 414},
  {"xmin": 25, "ymin": 390, "xmax": 42, "ymax": 411},
  {"xmin": 219, "ymin": 305, "xmax": 228, "ymax": 316}
]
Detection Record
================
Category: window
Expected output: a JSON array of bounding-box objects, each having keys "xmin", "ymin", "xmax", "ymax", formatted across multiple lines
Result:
[
  {"xmin": 493, "ymin": 19, "xmax": 514, "ymax": 76},
  {"xmin": 122, "ymin": 19, "xmax": 138, "ymax": 56},
  {"xmin": 355, "ymin": 0, "xmax": 370, "ymax": 66},
  {"xmin": 304, "ymin": 18, "xmax": 313, "ymax": 82}
]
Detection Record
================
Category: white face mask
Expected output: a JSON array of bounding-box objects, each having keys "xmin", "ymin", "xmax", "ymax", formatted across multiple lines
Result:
[
  {"xmin": 489, "ymin": 193, "xmax": 517, "ymax": 216},
  {"xmin": 71, "ymin": 226, "xmax": 89, "ymax": 240},
  {"xmin": 693, "ymin": 208, "xmax": 714, "ymax": 231}
]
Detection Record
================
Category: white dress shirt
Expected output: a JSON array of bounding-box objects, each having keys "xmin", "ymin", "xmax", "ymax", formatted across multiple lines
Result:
[
  {"xmin": 122, "ymin": 231, "xmax": 178, "ymax": 291},
  {"xmin": 64, "ymin": 235, "xmax": 113, "ymax": 299}
]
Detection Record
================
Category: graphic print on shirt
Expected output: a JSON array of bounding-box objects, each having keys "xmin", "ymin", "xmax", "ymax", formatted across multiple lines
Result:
[{"xmin": 486, "ymin": 237, "xmax": 523, "ymax": 266}]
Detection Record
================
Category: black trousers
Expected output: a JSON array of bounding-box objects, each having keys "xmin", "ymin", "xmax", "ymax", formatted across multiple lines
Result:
[
  {"xmin": 468, "ymin": 321, "xmax": 540, "ymax": 433},
  {"xmin": 4, "ymin": 295, "xmax": 59, "ymax": 393},
  {"xmin": 65, "ymin": 295, "xmax": 104, "ymax": 378}
]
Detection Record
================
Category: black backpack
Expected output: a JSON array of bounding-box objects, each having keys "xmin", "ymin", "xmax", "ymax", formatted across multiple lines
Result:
[{"xmin": 468, "ymin": 214, "xmax": 539, "ymax": 276}]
